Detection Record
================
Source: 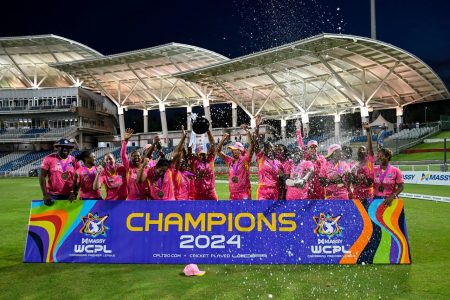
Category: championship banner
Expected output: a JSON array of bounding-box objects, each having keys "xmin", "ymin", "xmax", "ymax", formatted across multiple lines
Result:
[{"xmin": 24, "ymin": 199, "xmax": 411, "ymax": 265}]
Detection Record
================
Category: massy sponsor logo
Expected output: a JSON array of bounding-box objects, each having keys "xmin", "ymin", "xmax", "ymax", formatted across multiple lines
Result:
[
  {"xmin": 403, "ymin": 174, "xmax": 415, "ymax": 181},
  {"xmin": 73, "ymin": 212, "xmax": 113, "ymax": 256},
  {"xmin": 310, "ymin": 213, "xmax": 349, "ymax": 255},
  {"xmin": 420, "ymin": 173, "xmax": 450, "ymax": 182}
]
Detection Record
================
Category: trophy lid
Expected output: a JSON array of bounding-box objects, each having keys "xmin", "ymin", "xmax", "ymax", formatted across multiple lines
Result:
[{"xmin": 192, "ymin": 116, "xmax": 210, "ymax": 134}]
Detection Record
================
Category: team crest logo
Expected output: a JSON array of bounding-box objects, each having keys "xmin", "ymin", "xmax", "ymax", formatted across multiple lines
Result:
[
  {"xmin": 313, "ymin": 213, "xmax": 343, "ymax": 238},
  {"xmin": 80, "ymin": 213, "xmax": 109, "ymax": 237}
]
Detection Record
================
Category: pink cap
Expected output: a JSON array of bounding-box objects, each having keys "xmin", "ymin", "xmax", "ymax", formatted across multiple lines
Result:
[
  {"xmin": 326, "ymin": 144, "xmax": 342, "ymax": 157},
  {"xmin": 183, "ymin": 264, "xmax": 206, "ymax": 276},
  {"xmin": 227, "ymin": 142, "xmax": 245, "ymax": 152},
  {"xmin": 307, "ymin": 140, "xmax": 318, "ymax": 148},
  {"xmin": 196, "ymin": 145, "xmax": 207, "ymax": 154}
]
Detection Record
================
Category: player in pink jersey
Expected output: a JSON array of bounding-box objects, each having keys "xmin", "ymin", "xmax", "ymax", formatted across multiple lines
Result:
[
  {"xmin": 217, "ymin": 124, "xmax": 254, "ymax": 200},
  {"xmin": 122, "ymin": 128, "xmax": 150, "ymax": 200},
  {"xmin": 72, "ymin": 150, "xmax": 102, "ymax": 200},
  {"xmin": 255, "ymin": 142, "xmax": 283, "ymax": 200},
  {"xmin": 191, "ymin": 129, "xmax": 218, "ymax": 200},
  {"xmin": 285, "ymin": 147, "xmax": 314, "ymax": 200},
  {"xmin": 342, "ymin": 146, "xmax": 356, "ymax": 169},
  {"xmin": 254, "ymin": 115, "xmax": 283, "ymax": 200},
  {"xmin": 138, "ymin": 158, "xmax": 175, "ymax": 200},
  {"xmin": 186, "ymin": 146, "xmax": 196, "ymax": 200},
  {"xmin": 93, "ymin": 152, "xmax": 127, "ymax": 200},
  {"xmin": 173, "ymin": 151, "xmax": 195, "ymax": 200},
  {"xmin": 322, "ymin": 144, "xmax": 352, "ymax": 200},
  {"xmin": 373, "ymin": 148, "xmax": 404, "ymax": 206},
  {"xmin": 40, "ymin": 139, "xmax": 78, "ymax": 205},
  {"xmin": 294, "ymin": 120, "xmax": 326, "ymax": 199},
  {"xmin": 172, "ymin": 126, "xmax": 195, "ymax": 200},
  {"xmin": 275, "ymin": 143, "xmax": 291, "ymax": 200},
  {"xmin": 352, "ymin": 123, "xmax": 375, "ymax": 203}
]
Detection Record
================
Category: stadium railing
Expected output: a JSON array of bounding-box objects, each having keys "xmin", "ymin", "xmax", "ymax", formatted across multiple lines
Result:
[
  {"xmin": 0, "ymin": 104, "xmax": 72, "ymax": 113},
  {"xmin": 384, "ymin": 123, "xmax": 441, "ymax": 155},
  {"xmin": 0, "ymin": 127, "xmax": 77, "ymax": 142}
]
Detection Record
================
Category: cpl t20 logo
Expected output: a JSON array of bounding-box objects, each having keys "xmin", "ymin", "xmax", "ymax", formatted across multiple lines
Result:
[
  {"xmin": 80, "ymin": 212, "xmax": 109, "ymax": 237},
  {"xmin": 313, "ymin": 213, "xmax": 343, "ymax": 238}
]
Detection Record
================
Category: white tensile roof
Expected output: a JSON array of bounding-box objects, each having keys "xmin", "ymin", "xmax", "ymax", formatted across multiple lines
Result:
[
  {"xmin": 2, "ymin": 33, "xmax": 447, "ymax": 118},
  {"xmin": 0, "ymin": 34, "xmax": 103, "ymax": 89},
  {"xmin": 175, "ymin": 33, "xmax": 449, "ymax": 119},
  {"xmin": 50, "ymin": 43, "xmax": 229, "ymax": 108}
]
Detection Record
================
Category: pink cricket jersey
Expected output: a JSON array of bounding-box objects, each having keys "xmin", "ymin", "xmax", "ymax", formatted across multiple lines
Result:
[
  {"xmin": 98, "ymin": 164, "xmax": 127, "ymax": 200},
  {"xmin": 146, "ymin": 166, "xmax": 175, "ymax": 200},
  {"xmin": 373, "ymin": 164, "xmax": 404, "ymax": 197},
  {"xmin": 192, "ymin": 153, "xmax": 218, "ymax": 200},
  {"xmin": 256, "ymin": 151, "xmax": 282, "ymax": 200},
  {"xmin": 282, "ymin": 160, "xmax": 293, "ymax": 176},
  {"xmin": 353, "ymin": 154, "xmax": 375, "ymax": 200},
  {"xmin": 173, "ymin": 169, "xmax": 194, "ymax": 200},
  {"xmin": 308, "ymin": 154, "xmax": 327, "ymax": 199},
  {"xmin": 121, "ymin": 141, "xmax": 148, "ymax": 200},
  {"xmin": 223, "ymin": 153, "xmax": 252, "ymax": 200},
  {"xmin": 76, "ymin": 166, "xmax": 102, "ymax": 199},
  {"xmin": 324, "ymin": 160, "xmax": 350, "ymax": 200},
  {"xmin": 285, "ymin": 160, "xmax": 314, "ymax": 200},
  {"xmin": 41, "ymin": 153, "xmax": 78, "ymax": 196}
]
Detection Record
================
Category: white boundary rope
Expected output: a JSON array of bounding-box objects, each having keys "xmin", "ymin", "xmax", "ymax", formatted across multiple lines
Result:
[{"xmin": 399, "ymin": 193, "xmax": 450, "ymax": 203}]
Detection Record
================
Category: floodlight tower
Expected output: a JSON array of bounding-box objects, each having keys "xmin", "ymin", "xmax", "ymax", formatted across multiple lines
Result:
[{"xmin": 371, "ymin": 0, "xmax": 376, "ymax": 39}]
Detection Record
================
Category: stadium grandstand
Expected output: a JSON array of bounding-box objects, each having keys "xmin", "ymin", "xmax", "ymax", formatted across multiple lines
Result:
[{"xmin": 0, "ymin": 33, "xmax": 448, "ymax": 176}]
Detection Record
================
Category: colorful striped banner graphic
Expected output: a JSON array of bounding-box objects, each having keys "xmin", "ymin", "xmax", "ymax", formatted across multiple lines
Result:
[{"xmin": 24, "ymin": 199, "xmax": 411, "ymax": 264}]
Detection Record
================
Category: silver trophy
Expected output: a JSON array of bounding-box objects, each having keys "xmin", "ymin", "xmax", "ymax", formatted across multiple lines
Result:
[{"xmin": 286, "ymin": 175, "xmax": 306, "ymax": 188}]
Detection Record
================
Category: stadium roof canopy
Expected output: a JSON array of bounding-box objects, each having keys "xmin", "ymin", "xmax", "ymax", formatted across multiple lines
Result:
[
  {"xmin": 51, "ymin": 44, "xmax": 229, "ymax": 109},
  {"xmin": 0, "ymin": 34, "xmax": 102, "ymax": 89},
  {"xmin": 175, "ymin": 33, "xmax": 449, "ymax": 119}
]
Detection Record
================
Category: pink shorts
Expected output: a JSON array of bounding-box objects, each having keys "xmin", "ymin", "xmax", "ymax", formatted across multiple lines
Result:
[
  {"xmin": 230, "ymin": 190, "xmax": 251, "ymax": 200},
  {"xmin": 257, "ymin": 186, "xmax": 279, "ymax": 200},
  {"xmin": 195, "ymin": 191, "xmax": 218, "ymax": 201}
]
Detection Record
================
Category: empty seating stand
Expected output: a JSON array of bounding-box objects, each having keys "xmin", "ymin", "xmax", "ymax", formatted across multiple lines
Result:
[{"xmin": 0, "ymin": 151, "xmax": 51, "ymax": 175}]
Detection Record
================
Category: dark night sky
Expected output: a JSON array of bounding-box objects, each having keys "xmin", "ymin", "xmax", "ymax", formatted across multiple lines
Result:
[{"xmin": 2, "ymin": 0, "xmax": 449, "ymax": 131}]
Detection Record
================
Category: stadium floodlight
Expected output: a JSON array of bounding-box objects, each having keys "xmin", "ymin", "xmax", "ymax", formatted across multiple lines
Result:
[{"xmin": 371, "ymin": 0, "xmax": 376, "ymax": 39}]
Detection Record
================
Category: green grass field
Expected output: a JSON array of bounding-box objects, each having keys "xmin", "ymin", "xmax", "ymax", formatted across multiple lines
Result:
[
  {"xmin": 392, "ymin": 131, "xmax": 449, "ymax": 161},
  {"xmin": 431, "ymin": 131, "xmax": 450, "ymax": 139},
  {"xmin": 1, "ymin": 177, "xmax": 450, "ymax": 299},
  {"xmin": 392, "ymin": 152, "xmax": 445, "ymax": 161}
]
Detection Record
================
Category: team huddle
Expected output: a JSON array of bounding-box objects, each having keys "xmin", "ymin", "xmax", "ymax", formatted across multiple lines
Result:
[{"xmin": 40, "ymin": 115, "xmax": 404, "ymax": 206}]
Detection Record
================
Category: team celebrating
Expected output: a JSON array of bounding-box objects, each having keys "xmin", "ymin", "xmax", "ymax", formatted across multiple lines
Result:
[{"xmin": 40, "ymin": 115, "xmax": 404, "ymax": 206}]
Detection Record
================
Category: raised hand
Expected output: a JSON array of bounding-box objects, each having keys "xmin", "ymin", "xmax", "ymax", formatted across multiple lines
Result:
[
  {"xmin": 295, "ymin": 119, "xmax": 301, "ymax": 129},
  {"xmin": 363, "ymin": 122, "xmax": 370, "ymax": 131},
  {"xmin": 224, "ymin": 133, "xmax": 230, "ymax": 140},
  {"xmin": 142, "ymin": 157, "xmax": 150, "ymax": 166},
  {"xmin": 181, "ymin": 125, "xmax": 187, "ymax": 137},
  {"xmin": 124, "ymin": 128, "xmax": 134, "ymax": 141},
  {"xmin": 255, "ymin": 115, "xmax": 262, "ymax": 127},
  {"xmin": 96, "ymin": 165, "xmax": 104, "ymax": 174},
  {"xmin": 240, "ymin": 124, "xmax": 249, "ymax": 132}
]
